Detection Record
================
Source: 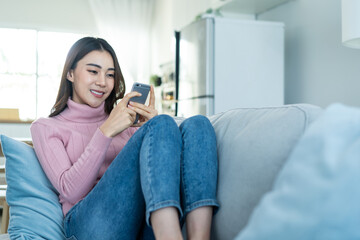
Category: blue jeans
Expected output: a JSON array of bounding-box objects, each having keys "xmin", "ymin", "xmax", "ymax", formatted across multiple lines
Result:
[{"xmin": 63, "ymin": 115, "xmax": 219, "ymax": 240}]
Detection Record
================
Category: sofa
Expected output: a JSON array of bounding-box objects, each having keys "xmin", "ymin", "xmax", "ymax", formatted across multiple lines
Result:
[{"xmin": 1, "ymin": 103, "xmax": 360, "ymax": 239}]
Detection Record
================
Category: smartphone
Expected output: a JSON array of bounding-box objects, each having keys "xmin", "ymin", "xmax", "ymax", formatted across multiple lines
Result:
[{"xmin": 129, "ymin": 82, "xmax": 151, "ymax": 124}]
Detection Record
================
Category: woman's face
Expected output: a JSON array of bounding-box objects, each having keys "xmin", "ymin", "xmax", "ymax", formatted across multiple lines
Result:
[{"xmin": 67, "ymin": 50, "xmax": 115, "ymax": 108}]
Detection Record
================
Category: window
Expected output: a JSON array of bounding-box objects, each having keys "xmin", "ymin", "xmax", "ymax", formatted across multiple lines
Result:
[{"xmin": 0, "ymin": 28, "xmax": 83, "ymax": 120}]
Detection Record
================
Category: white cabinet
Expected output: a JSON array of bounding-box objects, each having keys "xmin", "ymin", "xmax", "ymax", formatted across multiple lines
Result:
[{"xmin": 212, "ymin": 0, "xmax": 292, "ymax": 14}]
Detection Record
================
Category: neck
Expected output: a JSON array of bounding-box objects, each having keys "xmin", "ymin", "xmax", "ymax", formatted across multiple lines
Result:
[{"xmin": 57, "ymin": 98, "xmax": 108, "ymax": 123}]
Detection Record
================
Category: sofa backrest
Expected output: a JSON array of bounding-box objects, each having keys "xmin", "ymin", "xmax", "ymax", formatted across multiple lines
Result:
[{"xmin": 208, "ymin": 104, "xmax": 322, "ymax": 240}]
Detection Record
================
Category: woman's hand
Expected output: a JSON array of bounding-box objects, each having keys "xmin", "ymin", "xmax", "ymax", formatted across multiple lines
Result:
[
  {"xmin": 100, "ymin": 91, "xmax": 141, "ymax": 137},
  {"xmin": 128, "ymin": 85, "xmax": 158, "ymax": 127}
]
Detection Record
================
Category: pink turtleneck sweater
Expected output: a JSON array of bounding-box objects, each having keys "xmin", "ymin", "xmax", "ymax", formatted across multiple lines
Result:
[{"xmin": 30, "ymin": 99, "xmax": 138, "ymax": 216}]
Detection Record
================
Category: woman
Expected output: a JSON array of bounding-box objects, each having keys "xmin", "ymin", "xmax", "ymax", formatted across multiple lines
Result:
[{"xmin": 31, "ymin": 37, "xmax": 219, "ymax": 240}]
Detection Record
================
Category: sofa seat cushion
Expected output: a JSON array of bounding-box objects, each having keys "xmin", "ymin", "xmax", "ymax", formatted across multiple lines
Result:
[{"xmin": 209, "ymin": 104, "xmax": 322, "ymax": 240}]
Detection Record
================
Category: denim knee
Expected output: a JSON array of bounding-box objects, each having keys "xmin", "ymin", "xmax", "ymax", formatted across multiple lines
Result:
[
  {"xmin": 179, "ymin": 115, "xmax": 213, "ymax": 133},
  {"xmin": 148, "ymin": 114, "xmax": 177, "ymax": 128}
]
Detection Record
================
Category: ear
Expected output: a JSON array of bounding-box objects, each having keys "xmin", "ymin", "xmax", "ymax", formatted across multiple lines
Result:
[{"xmin": 67, "ymin": 70, "xmax": 74, "ymax": 82}]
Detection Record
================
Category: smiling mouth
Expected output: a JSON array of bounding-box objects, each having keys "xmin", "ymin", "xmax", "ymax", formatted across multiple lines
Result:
[{"xmin": 90, "ymin": 90, "xmax": 105, "ymax": 97}]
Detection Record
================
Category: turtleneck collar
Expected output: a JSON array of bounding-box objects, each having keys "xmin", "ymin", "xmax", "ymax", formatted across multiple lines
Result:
[{"xmin": 58, "ymin": 98, "xmax": 108, "ymax": 123}]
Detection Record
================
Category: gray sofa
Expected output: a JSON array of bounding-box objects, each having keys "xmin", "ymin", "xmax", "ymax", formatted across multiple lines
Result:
[
  {"xmin": 0, "ymin": 104, "xmax": 322, "ymax": 240},
  {"xmin": 208, "ymin": 104, "xmax": 321, "ymax": 239}
]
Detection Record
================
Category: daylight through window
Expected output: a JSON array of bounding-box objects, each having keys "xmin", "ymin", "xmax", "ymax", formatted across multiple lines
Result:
[{"xmin": 0, "ymin": 28, "xmax": 83, "ymax": 120}]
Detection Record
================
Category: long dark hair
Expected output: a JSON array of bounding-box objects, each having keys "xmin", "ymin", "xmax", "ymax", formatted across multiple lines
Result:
[{"xmin": 49, "ymin": 37, "xmax": 125, "ymax": 117}]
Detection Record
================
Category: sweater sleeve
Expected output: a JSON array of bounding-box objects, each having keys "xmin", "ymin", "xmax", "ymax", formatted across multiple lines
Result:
[
  {"xmin": 31, "ymin": 121, "xmax": 112, "ymax": 204},
  {"xmin": 128, "ymin": 126, "xmax": 140, "ymax": 137}
]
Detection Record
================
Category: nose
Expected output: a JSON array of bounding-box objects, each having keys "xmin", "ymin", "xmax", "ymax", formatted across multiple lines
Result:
[{"xmin": 95, "ymin": 74, "xmax": 106, "ymax": 87}]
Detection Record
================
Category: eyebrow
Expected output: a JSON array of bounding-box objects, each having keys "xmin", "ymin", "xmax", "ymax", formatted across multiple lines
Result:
[{"xmin": 86, "ymin": 63, "xmax": 115, "ymax": 71}]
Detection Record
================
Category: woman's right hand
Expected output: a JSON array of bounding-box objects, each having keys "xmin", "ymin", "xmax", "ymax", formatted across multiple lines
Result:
[{"xmin": 100, "ymin": 91, "xmax": 141, "ymax": 137}]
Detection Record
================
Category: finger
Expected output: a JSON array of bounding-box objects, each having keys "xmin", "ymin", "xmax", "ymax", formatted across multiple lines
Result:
[
  {"xmin": 119, "ymin": 92, "xmax": 142, "ymax": 107},
  {"xmin": 125, "ymin": 107, "xmax": 136, "ymax": 116},
  {"xmin": 129, "ymin": 102, "xmax": 158, "ymax": 119},
  {"xmin": 128, "ymin": 108, "xmax": 139, "ymax": 123},
  {"xmin": 149, "ymin": 85, "xmax": 155, "ymax": 108},
  {"xmin": 128, "ymin": 101, "xmax": 147, "ymax": 110},
  {"xmin": 128, "ymin": 105, "xmax": 151, "ymax": 119},
  {"xmin": 129, "ymin": 99, "xmax": 156, "ymax": 112}
]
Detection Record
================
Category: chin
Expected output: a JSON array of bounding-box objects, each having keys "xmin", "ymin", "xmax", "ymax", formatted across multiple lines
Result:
[{"xmin": 87, "ymin": 100, "xmax": 104, "ymax": 108}]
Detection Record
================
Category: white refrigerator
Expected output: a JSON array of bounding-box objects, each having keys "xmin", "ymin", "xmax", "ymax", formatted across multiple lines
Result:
[{"xmin": 175, "ymin": 16, "xmax": 284, "ymax": 118}]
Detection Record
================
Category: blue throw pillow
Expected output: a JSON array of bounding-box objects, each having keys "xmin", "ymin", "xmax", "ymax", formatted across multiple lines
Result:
[
  {"xmin": 1, "ymin": 135, "xmax": 65, "ymax": 239},
  {"xmin": 235, "ymin": 104, "xmax": 360, "ymax": 240}
]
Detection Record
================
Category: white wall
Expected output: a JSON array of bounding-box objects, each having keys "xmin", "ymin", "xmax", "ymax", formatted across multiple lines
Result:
[
  {"xmin": 258, "ymin": 0, "xmax": 360, "ymax": 108},
  {"xmin": 172, "ymin": 0, "xmax": 213, "ymax": 30},
  {"xmin": 0, "ymin": 0, "xmax": 97, "ymax": 34},
  {"xmin": 150, "ymin": 0, "xmax": 175, "ymax": 74},
  {"xmin": 151, "ymin": 0, "xmax": 213, "ymax": 73}
]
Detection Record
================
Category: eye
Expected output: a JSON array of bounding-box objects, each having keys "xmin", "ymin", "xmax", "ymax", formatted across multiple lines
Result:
[
  {"xmin": 107, "ymin": 73, "xmax": 115, "ymax": 78},
  {"xmin": 88, "ymin": 70, "xmax": 98, "ymax": 74}
]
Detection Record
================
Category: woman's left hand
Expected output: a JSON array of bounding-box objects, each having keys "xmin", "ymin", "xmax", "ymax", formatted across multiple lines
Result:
[{"xmin": 128, "ymin": 85, "xmax": 158, "ymax": 127}]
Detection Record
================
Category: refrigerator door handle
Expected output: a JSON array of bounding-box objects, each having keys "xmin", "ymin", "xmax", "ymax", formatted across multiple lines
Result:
[{"xmin": 180, "ymin": 95, "xmax": 214, "ymax": 101}]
